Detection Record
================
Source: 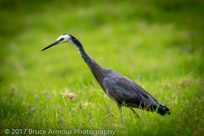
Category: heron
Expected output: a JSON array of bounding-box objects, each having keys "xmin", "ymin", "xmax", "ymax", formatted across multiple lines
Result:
[{"xmin": 42, "ymin": 34, "xmax": 170, "ymax": 117}]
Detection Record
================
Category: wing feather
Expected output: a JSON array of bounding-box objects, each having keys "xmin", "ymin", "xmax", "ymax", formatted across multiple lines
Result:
[{"xmin": 103, "ymin": 71, "xmax": 159, "ymax": 109}]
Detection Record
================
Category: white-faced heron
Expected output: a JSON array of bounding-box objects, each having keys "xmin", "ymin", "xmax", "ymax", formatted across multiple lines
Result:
[{"xmin": 42, "ymin": 34, "xmax": 170, "ymax": 116}]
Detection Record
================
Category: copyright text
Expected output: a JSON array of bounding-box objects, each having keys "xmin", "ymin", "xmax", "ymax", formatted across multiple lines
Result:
[{"xmin": 5, "ymin": 128, "xmax": 116, "ymax": 135}]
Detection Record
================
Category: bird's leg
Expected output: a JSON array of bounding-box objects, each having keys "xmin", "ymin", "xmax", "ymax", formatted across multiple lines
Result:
[
  {"xmin": 117, "ymin": 104, "xmax": 121, "ymax": 114},
  {"xmin": 117, "ymin": 103, "xmax": 123, "ymax": 123},
  {"xmin": 130, "ymin": 108, "xmax": 139, "ymax": 118}
]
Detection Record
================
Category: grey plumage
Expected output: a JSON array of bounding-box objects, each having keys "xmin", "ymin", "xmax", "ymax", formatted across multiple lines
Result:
[
  {"xmin": 88, "ymin": 60, "xmax": 170, "ymax": 115},
  {"xmin": 42, "ymin": 34, "xmax": 170, "ymax": 116}
]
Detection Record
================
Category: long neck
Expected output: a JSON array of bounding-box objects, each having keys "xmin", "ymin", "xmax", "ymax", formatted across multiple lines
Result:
[
  {"xmin": 70, "ymin": 35, "xmax": 107, "ymax": 91},
  {"xmin": 70, "ymin": 35, "xmax": 92, "ymax": 65}
]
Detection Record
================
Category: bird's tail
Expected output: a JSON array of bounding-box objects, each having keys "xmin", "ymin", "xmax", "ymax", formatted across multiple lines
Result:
[{"xmin": 156, "ymin": 103, "xmax": 170, "ymax": 115}]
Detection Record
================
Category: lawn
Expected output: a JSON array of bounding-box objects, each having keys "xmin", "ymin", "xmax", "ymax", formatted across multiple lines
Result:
[{"xmin": 0, "ymin": 0, "xmax": 203, "ymax": 136}]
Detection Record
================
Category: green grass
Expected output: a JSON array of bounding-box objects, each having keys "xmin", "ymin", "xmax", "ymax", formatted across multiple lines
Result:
[{"xmin": 0, "ymin": 0, "xmax": 203, "ymax": 135}]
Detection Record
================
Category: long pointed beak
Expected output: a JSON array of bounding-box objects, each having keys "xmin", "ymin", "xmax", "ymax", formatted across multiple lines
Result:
[{"xmin": 41, "ymin": 40, "xmax": 61, "ymax": 51}]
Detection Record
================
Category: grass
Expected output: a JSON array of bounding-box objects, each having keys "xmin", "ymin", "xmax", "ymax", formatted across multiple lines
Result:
[{"xmin": 0, "ymin": 0, "xmax": 203, "ymax": 135}]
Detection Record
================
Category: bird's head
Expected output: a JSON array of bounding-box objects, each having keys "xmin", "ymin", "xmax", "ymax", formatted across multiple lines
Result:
[{"xmin": 42, "ymin": 34, "xmax": 73, "ymax": 51}]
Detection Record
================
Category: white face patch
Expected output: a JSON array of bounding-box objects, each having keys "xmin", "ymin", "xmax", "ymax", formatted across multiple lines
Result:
[{"xmin": 56, "ymin": 34, "xmax": 72, "ymax": 43}]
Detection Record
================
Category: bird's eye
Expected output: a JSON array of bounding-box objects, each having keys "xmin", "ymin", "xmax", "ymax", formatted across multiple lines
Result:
[{"xmin": 60, "ymin": 38, "xmax": 64, "ymax": 41}]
